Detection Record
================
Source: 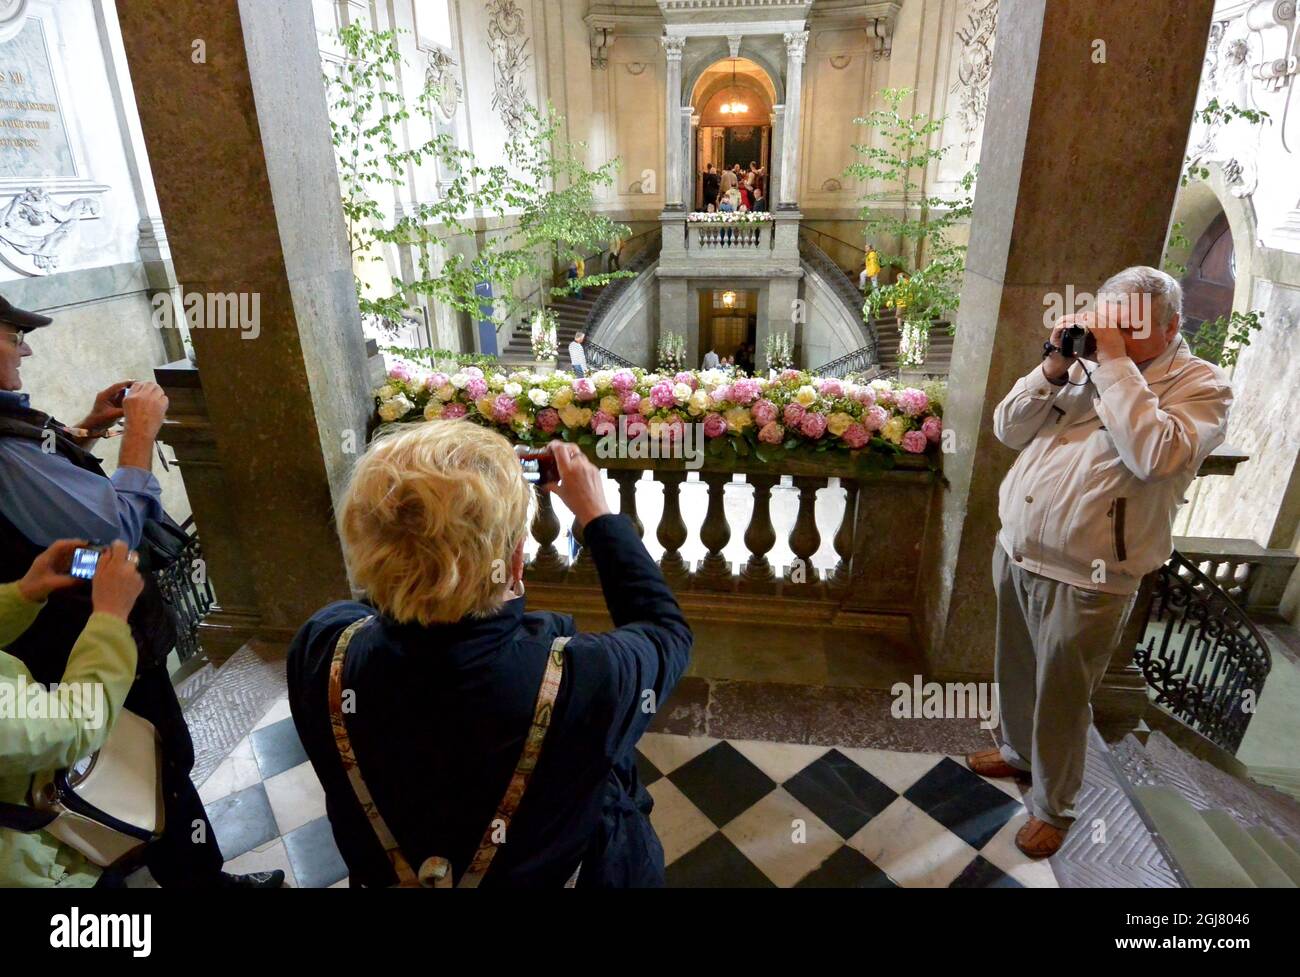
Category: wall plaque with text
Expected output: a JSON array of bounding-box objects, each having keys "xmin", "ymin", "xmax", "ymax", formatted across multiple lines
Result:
[{"xmin": 0, "ymin": 18, "xmax": 74, "ymax": 180}]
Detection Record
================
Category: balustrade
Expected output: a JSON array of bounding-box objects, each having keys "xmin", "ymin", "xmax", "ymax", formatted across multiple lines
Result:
[{"xmin": 687, "ymin": 220, "xmax": 774, "ymax": 252}]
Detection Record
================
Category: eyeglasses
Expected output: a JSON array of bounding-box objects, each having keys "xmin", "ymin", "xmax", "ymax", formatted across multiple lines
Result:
[{"xmin": 2, "ymin": 329, "xmax": 27, "ymax": 349}]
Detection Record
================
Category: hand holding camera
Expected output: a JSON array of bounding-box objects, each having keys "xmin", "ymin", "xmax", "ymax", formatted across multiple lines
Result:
[
  {"xmin": 528, "ymin": 442, "xmax": 611, "ymax": 529},
  {"xmin": 16, "ymin": 539, "xmax": 88, "ymax": 604},
  {"xmin": 87, "ymin": 541, "xmax": 145, "ymax": 622}
]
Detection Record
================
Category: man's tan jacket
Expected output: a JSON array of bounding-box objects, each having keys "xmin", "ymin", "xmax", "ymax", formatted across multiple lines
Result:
[{"xmin": 994, "ymin": 335, "xmax": 1233, "ymax": 595}]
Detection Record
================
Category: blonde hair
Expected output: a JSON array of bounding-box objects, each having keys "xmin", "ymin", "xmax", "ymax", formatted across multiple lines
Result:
[{"xmin": 338, "ymin": 422, "xmax": 534, "ymax": 625}]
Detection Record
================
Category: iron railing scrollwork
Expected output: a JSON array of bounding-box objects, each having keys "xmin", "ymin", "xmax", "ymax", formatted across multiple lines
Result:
[
  {"xmin": 810, "ymin": 347, "xmax": 886, "ymax": 381},
  {"xmin": 152, "ymin": 518, "xmax": 216, "ymax": 663},
  {"xmin": 1133, "ymin": 551, "xmax": 1271, "ymax": 754},
  {"xmin": 797, "ymin": 231, "xmax": 879, "ymax": 367},
  {"xmin": 584, "ymin": 341, "xmax": 636, "ymax": 371}
]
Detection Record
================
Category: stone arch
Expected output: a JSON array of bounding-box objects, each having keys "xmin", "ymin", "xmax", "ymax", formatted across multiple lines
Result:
[
  {"xmin": 683, "ymin": 46, "xmax": 785, "ymax": 108},
  {"xmin": 1168, "ymin": 163, "xmax": 1259, "ymax": 315}
]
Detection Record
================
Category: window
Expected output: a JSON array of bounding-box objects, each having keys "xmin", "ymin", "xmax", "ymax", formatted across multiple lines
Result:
[{"xmin": 414, "ymin": 0, "xmax": 453, "ymax": 50}]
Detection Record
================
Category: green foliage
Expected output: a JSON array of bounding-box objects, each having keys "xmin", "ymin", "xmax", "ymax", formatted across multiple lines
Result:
[
  {"xmin": 326, "ymin": 23, "xmax": 633, "ymax": 331},
  {"xmin": 845, "ymin": 88, "xmax": 975, "ymax": 333},
  {"xmin": 1163, "ymin": 221, "xmax": 1190, "ymax": 278},
  {"xmin": 1186, "ymin": 310, "xmax": 1265, "ymax": 368},
  {"xmin": 1181, "ymin": 99, "xmax": 1270, "ymax": 187},
  {"xmin": 382, "ymin": 345, "xmax": 500, "ymax": 372}
]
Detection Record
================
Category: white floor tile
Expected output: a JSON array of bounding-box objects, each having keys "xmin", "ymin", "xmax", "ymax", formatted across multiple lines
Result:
[
  {"xmin": 848, "ymin": 796, "xmax": 977, "ymax": 888},
  {"xmin": 223, "ymin": 838, "xmax": 298, "ymax": 888},
  {"xmin": 837, "ymin": 746, "xmax": 947, "ymax": 795},
  {"xmin": 262, "ymin": 761, "xmax": 328, "ymax": 836},
  {"xmin": 980, "ymin": 811, "xmax": 1060, "ymax": 888},
  {"xmin": 254, "ymin": 696, "xmax": 293, "ymax": 731},
  {"xmin": 198, "ymin": 736, "xmax": 261, "ymax": 806},
  {"xmin": 648, "ymin": 777, "xmax": 718, "ymax": 865},
  {"xmin": 722, "ymin": 787, "xmax": 842, "ymax": 888},
  {"xmin": 637, "ymin": 732, "xmax": 719, "ymax": 776},
  {"xmin": 729, "ymin": 739, "xmax": 830, "ymax": 785}
]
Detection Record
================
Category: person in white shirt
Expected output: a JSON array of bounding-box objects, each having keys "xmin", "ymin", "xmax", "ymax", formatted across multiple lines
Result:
[
  {"xmin": 568, "ymin": 331, "xmax": 588, "ymax": 378},
  {"xmin": 702, "ymin": 348, "xmax": 719, "ymax": 370},
  {"xmin": 967, "ymin": 266, "xmax": 1233, "ymax": 858}
]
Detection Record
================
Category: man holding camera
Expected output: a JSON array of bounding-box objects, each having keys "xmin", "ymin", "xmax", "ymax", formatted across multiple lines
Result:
[
  {"xmin": 0, "ymin": 296, "xmax": 281, "ymax": 888},
  {"xmin": 967, "ymin": 267, "xmax": 1233, "ymax": 858}
]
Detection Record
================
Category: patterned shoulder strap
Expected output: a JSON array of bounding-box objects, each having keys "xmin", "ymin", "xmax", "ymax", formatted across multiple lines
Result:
[{"xmin": 458, "ymin": 635, "xmax": 568, "ymax": 888}]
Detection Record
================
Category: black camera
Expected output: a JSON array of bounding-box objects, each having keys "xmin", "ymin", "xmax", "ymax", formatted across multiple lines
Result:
[{"xmin": 1058, "ymin": 325, "xmax": 1097, "ymax": 360}]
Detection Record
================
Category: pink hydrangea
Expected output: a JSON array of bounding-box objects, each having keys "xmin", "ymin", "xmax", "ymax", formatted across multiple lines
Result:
[
  {"xmin": 922, "ymin": 415, "xmax": 943, "ymax": 444},
  {"xmin": 674, "ymin": 372, "xmax": 698, "ymax": 390},
  {"xmin": 853, "ymin": 386, "xmax": 877, "ymax": 408},
  {"xmin": 463, "ymin": 366, "xmax": 484, "ymax": 379},
  {"xmin": 864, "ymin": 406, "xmax": 889, "ymax": 432},
  {"xmin": 620, "ymin": 392, "xmax": 642, "ymax": 414},
  {"xmin": 896, "ymin": 387, "xmax": 930, "ymax": 417},
  {"xmin": 610, "ymin": 370, "xmax": 636, "ymax": 394},
  {"xmin": 817, "ymin": 378, "xmax": 844, "ymax": 399},
  {"xmin": 465, "ymin": 377, "xmax": 489, "ymax": 400},
  {"xmin": 592, "ymin": 410, "xmax": 616, "ymax": 437},
  {"xmin": 800, "ymin": 412, "xmax": 828, "ymax": 439},
  {"xmin": 441, "ymin": 403, "xmax": 468, "ymax": 421},
  {"xmin": 650, "ymin": 381, "xmax": 677, "ymax": 409},
  {"xmin": 624, "ymin": 414, "xmax": 648, "ymax": 439},
  {"xmin": 779, "ymin": 369, "xmax": 801, "ymax": 383},
  {"xmin": 702, "ymin": 413, "xmax": 728, "ymax": 439},
  {"xmin": 751, "ymin": 399, "xmax": 778, "ymax": 427},
  {"xmin": 874, "ymin": 386, "xmax": 895, "ymax": 407},
  {"xmin": 425, "ymin": 372, "xmax": 450, "ymax": 391},
  {"xmin": 388, "ymin": 364, "xmax": 413, "ymax": 383},
  {"xmin": 492, "ymin": 394, "xmax": 517, "ymax": 423},
  {"xmin": 536, "ymin": 408, "xmax": 560, "ymax": 433},
  {"xmin": 783, "ymin": 402, "xmax": 806, "ymax": 427},
  {"xmin": 758, "ymin": 421, "xmax": 785, "ymax": 445},
  {"xmin": 841, "ymin": 423, "xmax": 869, "ymax": 450},
  {"xmin": 710, "ymin": 386, "xmax": 731, "ymax": 405},
  {"xmin": 573, "ymin": 378, "xmax": 597, "ymax": 402},
  {"xmin": 902, "ymin": 430, "xmax": 929, "ymax": 454},
  {"xmin": 730, "ymin": 378, "xmax": 761, "ymax": 405}
]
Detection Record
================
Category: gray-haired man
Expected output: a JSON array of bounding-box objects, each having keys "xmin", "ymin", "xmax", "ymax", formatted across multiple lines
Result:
[{"xmin": 968, "ymin": 267, "xmax": 1234, "ymax": 857}]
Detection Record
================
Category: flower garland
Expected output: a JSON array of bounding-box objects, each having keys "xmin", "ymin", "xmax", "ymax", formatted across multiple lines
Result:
[
  {"xmin": 376, "ymin": 361, "xmax": 946, "ymax": 467},
  {"xmin": 687, "ymin": 211, "xmax": 773, "ymax": 224}
]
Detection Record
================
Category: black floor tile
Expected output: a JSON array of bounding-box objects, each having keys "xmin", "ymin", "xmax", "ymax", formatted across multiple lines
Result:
[
  {"xmin": 283, "ymin": 816, "xmax": 349, "ymax": 889},
  {"xmin": 795, "ymin": 845, "xmax": 898, "ymax": 888},
  {"xmin": 782, "ymin": 749, "xmax": 899, "ymax": 839},
  {"xmin": 635, "ymin": 748, "xmax": 663, "ymax": 786},
  {"xmin": 665, "ymin": 833, "xmax": 775, "ymax": 889},
  {"xmin": 903, "ymin": 757, "xmax": 1023, "ymax": 850},
  {"xmin": 250, "ymin": 717, "xmax": 309, "ymax": 779},
  {"xmin": 949, "ymin": 855, "xmax": 1024, "ymax": 888},
  {"xmin": 666, "ymin": 741, "xmax": 776, "ymax": 828},
  {"xmin": 207, "ymin": 783, "xmax": 279, "ymax": 861}
]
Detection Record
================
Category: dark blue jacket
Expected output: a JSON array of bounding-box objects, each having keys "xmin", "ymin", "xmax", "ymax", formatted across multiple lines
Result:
[{"xmin": 287, "ymin": 514, "xmax": 692, "ymax": 887}]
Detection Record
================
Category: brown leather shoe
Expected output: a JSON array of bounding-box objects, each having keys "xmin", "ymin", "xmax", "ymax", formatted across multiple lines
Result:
[
  {"xmin": 966, "ymin": 750, "xmax": 1030, "ymax": 780},
  {"xmin": 1015, "ymin": 817, "xmax": 1067, "ymax": 858}
]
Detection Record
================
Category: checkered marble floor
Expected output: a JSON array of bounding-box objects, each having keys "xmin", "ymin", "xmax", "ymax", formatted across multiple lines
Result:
[{"xmin": 162, "ymin": 695, "xmax": 1057, "ymax": 888}]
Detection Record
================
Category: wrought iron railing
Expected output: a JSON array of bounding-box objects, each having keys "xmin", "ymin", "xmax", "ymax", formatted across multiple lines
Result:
[
  {"xmin": 798, "ymin": 231, "xmax": 879, "ymax": 366},
  {"xmin": 811, "ymin": 347, "xmax": 887, "ymax": 381},
  {"xmin": 584, "ymin": 341, "xmax": 636, "ymax": 370},
  {"xmin": 587, "ymin": 229, "xmax": 662, "ymax": 340},
  {"xmin": 151, "ymin": 518, "xmax": 216, "ymax": 663},
  {"xmin": 1133, "ymin": 551, "xmax": 1272, "ymax": 754}
]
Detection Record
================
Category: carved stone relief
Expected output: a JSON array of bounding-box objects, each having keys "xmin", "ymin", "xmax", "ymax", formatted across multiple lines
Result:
[
  {"xmin": 486, "ymin": 0, "xmax": 532, "ymax": 132},
  {"xmin": 0, "ymin": 186, "xmax": 98, "ymax": 276},
  {"xmin": 424, "ymin": 46, "xmax": 462, "ymax": 122},
  {"xmin": 950, "ymin": 0, "xmax": 998, "ymax": 160}
]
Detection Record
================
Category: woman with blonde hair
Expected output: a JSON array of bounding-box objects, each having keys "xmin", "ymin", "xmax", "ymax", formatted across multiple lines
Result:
[{"xmin": 288, "ymin": 422, "xmax": 691, "ymax": 887}]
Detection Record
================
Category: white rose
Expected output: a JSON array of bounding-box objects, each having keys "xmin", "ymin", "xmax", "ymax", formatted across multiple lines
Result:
[
  {"xmin": 378, "ymin": 394, "xmax": 413, "ymax": 423},
  {"xmin": 673, "ymin": 382, "xmax": 692, "ymax": 405},
  {"xmin": 504, "ymin": 382, "xmax": 523, "ymax": 398},
  {"xmin": 450, "ymin": 373, "xmax": 469, "ymax": 390},
  {"xmin": 528, "ymin": 388, "xmax": 550, "ymax": 407},
  {"xmin": 592, "ymin": 370, "xmax": 614, "ymax": 392},
  {"xmin": 377, "ymin": 384, "xmax": 396, "ymax": 401}
]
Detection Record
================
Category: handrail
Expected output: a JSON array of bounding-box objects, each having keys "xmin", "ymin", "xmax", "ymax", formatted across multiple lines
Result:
[
  {"xmin": 803, "ymin": 225, "xmax": 871, "ymax": 259},
  {"xmin": 810, "ymin": 347, "xmax": 888, "ymax": 381},
  {"xmin": 584, "ymin": 340, "xmax": 636, "ymax": 370},
  {"xmin": 587, "ymin": 228, "xmax": 662, "ymax": 341},
  {"xmin": 799, "ymin": 231, "xmax": 880, "ymax": 366},
  {"xmin": 1133, "ymin": 550, "xmax": 1273, "ymax": 754}
]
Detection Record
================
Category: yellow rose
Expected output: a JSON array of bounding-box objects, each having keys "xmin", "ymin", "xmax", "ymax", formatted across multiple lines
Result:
[
  {"xmin": 551, "ymin": 386, "xmax": 574, "ymax": 409},
  {"xmin": 827, "ymin": 412, "xmax": 854, "ymax": 437},
  {"xmin": 600, "ymin": 395, "xmax": 623, "ymax": 416},
  {"xmin": 559, "ymin": 404, "xmax": 586, "ymax": 428},
  {"xmin": 436, "ymin": 383, "xmax": 456, "ymax": 402},
  {"xmin": 883, "ymin": 416, "xmax": 909, "ymax": 445},
  {"xmin": 512, "ymin": 411, "xmax": 532, "ymax": 432},
  {"xmin": 724, "ymin": 406, "xmax": 753, "ymax": 434},
  {"xmin": 476, "ymin": 397, "xmax": 495, "ymax": 417},
  {"xmin": 424, "ymin": 401, "xmax": 444, "ymax": 421},
  {"xmin": 796, "ymin": 385, "xmax": 818, "ymax": 407},
  {"xmin": 688, "ymin": 389, "xmax": 710, "ymax": 417}
]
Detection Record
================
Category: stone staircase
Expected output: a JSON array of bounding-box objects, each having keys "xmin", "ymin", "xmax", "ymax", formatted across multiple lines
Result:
[
  {"xmin": 498, "ymin": 287, "xmax": 606, "ymax": 371},
  {"xmin": 1112, "ymin": 730, "xmax": 1300, "ymax": 887},
  {"xmin": 870, "ymin": 313, "xmax": 955, "ymax": 376}
]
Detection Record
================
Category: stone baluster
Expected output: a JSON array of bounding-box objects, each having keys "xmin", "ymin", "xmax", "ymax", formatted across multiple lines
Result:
[
  {"xmin": 611, "ymin": 469, "xmax": 644, "ymax": 537},
  {"xmin": 739, "ymin": 474, "xmax": 778, "ymax": 593},
  {"xmin": 528, "ymin": 486, "xmax": 566, "ymax": 580},
  {"xmin": 829, "ymin": 478, "xmax": 859, "ymax": 594},
  {"xmin": 695, "ymin": 472, "xmax": 734, "ymax": 590},
  {"xmin": 656, "ymin": 471, "xmax": 690, "ymax": 588},
  {"xmin": 567, "ymin": 514, "xmax": 599, "ymax": 583},
  {"xmin": 786, "ymin": 475, "xmax": 824, "ymax": 593}
]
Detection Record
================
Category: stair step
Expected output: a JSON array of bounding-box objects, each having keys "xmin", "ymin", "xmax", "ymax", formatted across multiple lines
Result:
[
  {"xmin": 1245, "ymin": 827, "xmax": 1300, "ymax": 885},
  {"xmin": 1250, "ymin": 766, "xmax": 1300, "ymax": 800},
  {"xmin": 1133, "ymin": 786, "xmax": 1257, "ymax": 887},
  {"xmin": 1199, "ymin": 810, "xmax": 1296, "ymax": 887}
]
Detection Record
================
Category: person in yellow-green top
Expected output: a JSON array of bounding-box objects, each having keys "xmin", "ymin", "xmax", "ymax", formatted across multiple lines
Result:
[
  {"xmin": 0, "ymin": 539, "xmax": 142, "ymax": 888},
  {"xmin": 859, "ymin": 245, "xmax": 881, "ymax": 291}
]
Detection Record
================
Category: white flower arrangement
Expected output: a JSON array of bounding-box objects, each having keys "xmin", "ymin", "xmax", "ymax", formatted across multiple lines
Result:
[
  {"xmin": 687, "ymin": 211, "xmax": 774, "ymax": 224},
  {"xmin": 530, "ymin": 308, "xmax": 559, "ymax": 362},
  {"xmin": 657, "ymin": 333, "xmax": 686, "ymax": 373},
  {"xmin": 765, "ymin": 332, "xmax": 794, "ymax": 371}
]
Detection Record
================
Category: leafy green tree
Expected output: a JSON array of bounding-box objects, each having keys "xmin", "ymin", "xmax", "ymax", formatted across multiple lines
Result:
[{"xmin": 326, "ymin": 24, "xmax": 631, "ymax": 333}]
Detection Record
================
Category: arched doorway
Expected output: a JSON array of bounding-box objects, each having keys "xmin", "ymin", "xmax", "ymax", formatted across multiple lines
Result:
[
  {"xmin": 690, "ymin": 57, "xmax": 777, "ymax": 212},
  {"xmin": 1180, "ymin": 210, "xmax": 1235, "ymax": 334}
]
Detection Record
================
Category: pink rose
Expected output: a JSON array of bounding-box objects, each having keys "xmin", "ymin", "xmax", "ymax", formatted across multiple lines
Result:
[
  {"xmin": 663, "ymin": 416, "xmax": 685, "ymax": 442},
  {"xmin": 758, "ymin": 421, "xmax": 785, "ymax": 445},
  {"xmin": 388, "ymin": 364, "xmax": 413, "ymax": 382},
  {"xmin": 841, "ymin": 423, "xmax": 869, "ymax": 449},
  {"xmin": 864, "ymin": 406, "xmax": 889, "ymax": 433},
  {"xmin": 710, "ymin": 386, "xmax": 731, "ymax": 405},
  {"xmin": 896, "ymin": 388, "xmax": 930, "ymax": 417},
  {"xmin": 730, "ymin": 378, "xmax": 761, "ymax": 405},
  {"xmin": 536, "ymin": 408, "xmax": 560, "ymax": 433},
  {"xmin": 624, "ymin": 414, "xmax": 648, "ymax": 439},
  {"xmin": 650, "ymin": 381, "xmax": 676, "ymax": 409},
  {"xmin": 703, "ymin": 413, "xmax": 728, "ymax": 439},
  {"xmin": 573, "ymin": 378, "xmax": 597, "ymax": 402},
  {"xmin": 441, "ymin": 403, "xmax": 468, "ymax": 421},
  {"xmin": 611, "ymin": 370, "xmax": 636, "ymax": 394},
  {"xmin": 426, "ymin": 372, "xmax": 450, "ymax": 392},
  {"xmin": 817, "ymin": 378, "xmax": 844, "ymax": 399},
  {"xmin": 620, "ymin": 392, "xmax": 642, "ymax": 414},
  {"xmin": 779, "ymin": 369, "xmax": 801, "ymax": 383},
  {"xmin": 875, "ymin": 386, "xmax": 895, "ymax": 407},
  {"xmin": 902, "ymin": 430, "xmax": 929, "ymax": 454},
  {"xmin": 492, "ymin": 394, "xmax": 517, "ymax": 423},
  {"xmin": 922, "ymin": 415, "xmax": 943, "ymax": 444},
  {"xmin": 751, "ymin": 399, "xmax": 778, "ymax": 427},
  {"xmin": 800, "ymin": 412, "xmax": 828, "ymax": 439},
  {"xmin": 783, "ymin": 402, "xmax": 806, "ymax": 427},
  {"xmin": 674, "ymin": 372, "xmax": 697, "ymax": 390},
  {"xmin": 592, "ymin": 410, "xmax": 616, "ymax": 437},
  {"xmin": 465, "ymin": 377, "xmax": 489, "ymax": 400}
]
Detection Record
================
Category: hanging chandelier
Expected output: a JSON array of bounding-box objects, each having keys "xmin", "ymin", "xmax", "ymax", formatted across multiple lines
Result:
[
  {"xmin": 722, "ymin": 290, "xmax": 737, "ymax": 308},
  {"xmin": 718, "ymin": 59, "xmax": 749, "ymax": 115}
]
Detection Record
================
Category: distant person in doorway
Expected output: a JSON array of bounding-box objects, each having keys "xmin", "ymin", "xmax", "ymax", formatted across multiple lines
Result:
[
  {"xmin": 719, "ymin": 164, "xmax": 737, "ymax": 197},
  {"xmin": 702, "ymin": 347, "xmax": 720, "ymax": 371},
  {"xmin": 702, "ymin": 163, "xmax": 720, "ymax": 211},
  {"xmin": 751, "ymin": 188, "xmax": 768, "ymax": 213},
  {"xmin": 569, "ymin": 331, "xmax": 588, "ymax": 378}
]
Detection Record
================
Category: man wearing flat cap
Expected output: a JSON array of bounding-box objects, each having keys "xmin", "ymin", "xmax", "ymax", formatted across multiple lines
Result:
[{"xmin": 0, "ymin": 296, "xmax": 283, "ymax": 888}]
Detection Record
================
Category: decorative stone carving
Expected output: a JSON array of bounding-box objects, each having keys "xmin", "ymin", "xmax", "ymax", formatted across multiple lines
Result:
[
  {"xmin": 662, "ymin": 34, "xmax": 686, "ymax": 62},
  {"xmin": 424, "ymin": 46, "xmax": 462, "ymax": 121},
  {"xmin": 868, "ymin": 14, "xmax": 894, "ymax": 60},
  {"xmin": 590, "ymin": 23, "xmax": 614, "ymax": 69},
  {"xmin": 784, "ymin": 30, "xmax": 809, "ymax": 63},
  {"xmin": 626, "ymin": 62, "xmax": 648, "ymax": 76},
  {"xmin": 829, "ymin": 54, "xmax": 852, "ymax": 70},
  {"xmin": 0, "ymin": 186, "xmax": 98, "ymax": 276},
  {"xmin": 486, "ymin": 0, "xmax": 532, "ymax": 132},
  {"xmin": 728, "ymin": 34, "xmax": 743, "ymax": 59},
  {"xmin": 950, "ymin": 0, "xmax": 998, "ymax": 159},
  {"xmin": 0, "ymin": 0, "xmax": 29, "ymax": 44}
]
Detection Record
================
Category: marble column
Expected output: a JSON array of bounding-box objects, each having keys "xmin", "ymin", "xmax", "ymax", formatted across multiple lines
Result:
[
  {"xmin": 662, "ymin": 35, "xmax": 686, "ymax": 211},
  {"xmin": 684, "ymin": 108, "xmax": 699, "ymax": 212},
  {"xmin": 769, "ymin": 106, "xmax": 784, "ymax": 208},
  {"xmin": 778, "ymin": 31, "xmax": 808, "ymax": 210},
  {"xmin": 918, "ymin": 0, "xmax": 1217, "ymax": 740},
  {"xmin": 117, "ymin": 0, "xmax": 372, "ymax": 654}
]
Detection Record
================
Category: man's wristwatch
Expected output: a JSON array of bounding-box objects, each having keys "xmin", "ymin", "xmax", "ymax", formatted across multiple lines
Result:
[{"xmin": 1042, "ymin": 340, "xmax": 1059, "ymax": 360}]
